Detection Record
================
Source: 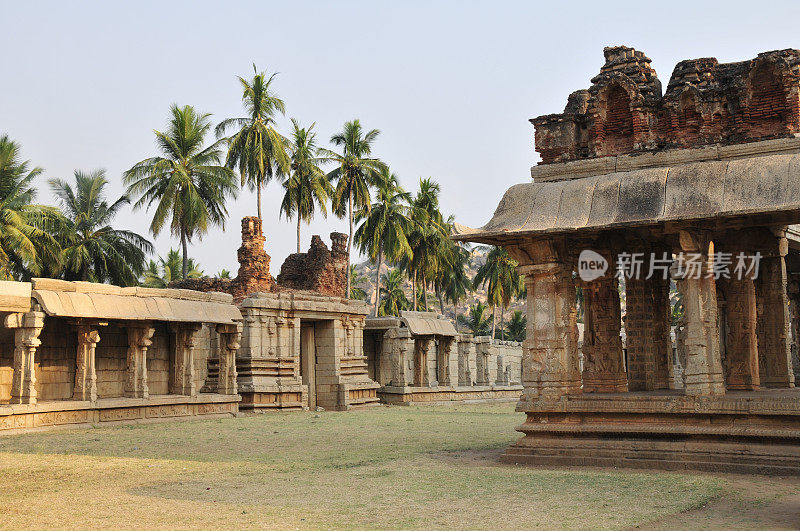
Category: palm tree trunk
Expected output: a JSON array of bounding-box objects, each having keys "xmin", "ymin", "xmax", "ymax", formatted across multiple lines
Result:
[
  {"xmin": 491, "ymin": 306, "xmax": 496, "ymax": 339},
  {"xmin": 181, "ymin": 228, "xmax": 188, "ymax": 280},
  {"xmin": 374, "ymin": 249, "xmax": 382, "ymax": 317},
  {"xmin": 296, "ymin": 215, "xmax": 302, "ymax": 254},
  {"xmin": 257, "ymin": 181, "xmax": 263, "ymax": 220},
  {"xmin": 412, "ymin": 272, "xmax": 417, "ymax": 311},
  {"xmin": 422, "ymin": 271, "xmax": 428, "ymax": 311},
  {"xmin": 346, "ymin": 190, "xmax": 353, "ymax": 299},
  {"xmin": 500, "ymin": 307, "xmax": 505, "ymax": 340},
  {"xmin": 437, "ymin": 285, "xmax": 444, "ymax": 314}
]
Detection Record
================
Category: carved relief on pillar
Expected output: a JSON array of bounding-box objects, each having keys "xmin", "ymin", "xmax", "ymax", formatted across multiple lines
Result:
[
  {"xmin": 74, "ymin": 325, "xmax": 101, "ymax": 402},
  {"xmin": 125, "ymin": 325, "xmax": 155, "ymax": 398},
  {"xmin": 413, "ymin": 337, "xmax": 431, "ymax": 386},
  {"xmin": 508, "ymin": 239, "xmax": 581, "ymax": 401},
  {"xmin": 215, "ymin": 322, "xmax": 241, "ymax": 395},
  {"xmin": 675, "ymin": 230, "xmax": 725, "ymax": 396},
  {"xmin": 580, "ymin": 249, "xmax": 627, "ymax": 393},
  {"xmin": 171, "ymin": 323, "xmax": 202, "ymax": 396},
  {"xmin": 756, "ymin": 239, "xmax": 795, "ymax": 388},
  {"xmin": 6, "ymin": 311, "xmax": 45, "ymax": 405},
  {"xmin": 718, "ymin": 271, "xmax": 760, "ymax": 390},
  {"xmin": 457, "ymin": 337, "xmax": 474, "ymax": 386}
]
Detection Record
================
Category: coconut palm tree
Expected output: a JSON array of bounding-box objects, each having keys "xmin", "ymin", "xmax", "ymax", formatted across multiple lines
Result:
[
  {"xmin": 473, "ymin": 245, "xmax": 521, "ymax": 339},
  {"xmin": 354, "ymin": 167, "xmax": 412, "ymax": 315},
  {"xmin": 328, "ymin": 119, "xmax": 385, "ymax": 298},
  {"xmin": 280, "ymin": 120, "xmax": 332, "ymax": 253},
  {"xmin": 124, "ymin": 104, "xmax": 238, "ymax": 279},
  {"xmin": 505, "ymin": 310, "xmax": 527, "ymax": 342},
  {"xmin": 0, "ymin": 135, "xmax": 61, "ymax": 279},
  {"xmin": 216, "ymin": 65, "xmax": 290, "ymax": 219},
  {"xmin": 441, "ymin": 241, "xmax": 471, "ymax": 326},
  {"xmin": 457, "ymin": 302, "xmax": 492, "ymax": 336},
  {"xmin": 142, "ymin": 249, "xmax": 203, "ymax": 287},
  {"xmin": 49, "ymin": 169, "xmax": 152, "ymax": 285},
  {"xmin": 350, "ymin": 265, "xmax": 368, "ymax": 300},
  {"xmin": 402, "ymin": 178, "xmax": 448, "ymax": 311},
  {"xmin": 378, "ymin": 268, "xmax": 409, "ymax": 317}
]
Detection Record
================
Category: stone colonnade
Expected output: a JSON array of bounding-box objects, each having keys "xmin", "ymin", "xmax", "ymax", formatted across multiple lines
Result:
[
  {"xmin": 5, "ymin": 314, "xmax": 240, "ymax": 406},
  {"xmin": 378, "ymin": 328, "xmax": 521, "ymax": 389},
  {"xmin": 509, "ymin": 228, "xmax": 795, "ymax": 401}
]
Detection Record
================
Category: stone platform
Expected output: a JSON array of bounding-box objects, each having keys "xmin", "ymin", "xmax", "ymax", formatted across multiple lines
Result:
[
  {"xmin": 379, "ymin": 385, "xmax": 522, "ymax": 405},
  {"xmin": 0, "ymin": 394, "xmax": 240, "ymax": 434},
  {"xmin": 501, "ymin": 389, "xmax": 800, "ymax": 475}
]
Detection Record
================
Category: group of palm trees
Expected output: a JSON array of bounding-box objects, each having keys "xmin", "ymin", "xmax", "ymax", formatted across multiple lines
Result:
[{"xmin": 0, "ymin": 64, "xmax": 526, "ymax": 339}]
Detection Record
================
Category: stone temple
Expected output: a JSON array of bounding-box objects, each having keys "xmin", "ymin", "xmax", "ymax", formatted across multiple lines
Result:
[{"xmin": 454, "ymin": 46, "xmax": 800, "ymax": 474}]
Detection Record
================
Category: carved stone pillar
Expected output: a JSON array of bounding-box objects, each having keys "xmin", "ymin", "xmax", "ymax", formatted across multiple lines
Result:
[
  {"xmin": 651, "ymin": 274, "xmax": 675, "ymax": 389},
  {"xmin": 457, "ymin": 336, "xmax": 473, "ymax": 386},
  {"xmin": 514, "ymin": 240, "xmax": 581, "ymax": 401},
  {"xmin": 387, "ymin": 329, "xmax": 413, "ymax": 387},
  {"xmin": 719, "ymin": 274, "xmax": 760, "ymax": 390},
  {"xmin": 581, "ymin": 255, "xmax": 627, "ymax": 393},
  {"xmin": 475, "ymin": 337, "xmax": 492, "ymax": 386},
  {"xmin": 125, "ymin": 325, "xmax": 155, "ymax": 398},
  {"xmin": 437, "ymin": 337, "xmax": 453, "ymax": 386},
  {"xmin": 6, "ymin": 311, "xmax": 45, "ymax": 405},
  {"xmin": 171, "ymin": 324, "xmax": 202, "ymax": 396},
  {"xmin": 676, "ymin": 231, "xmax": 725, "ymax": 396},
  {"xmin": 757, "ymin": 243, "xmax": 795, "ymax": 388},
  {"xmin": 74, "ymin": 325, "xmax": 101, "ymax": 402},
  {"xmin": 413, "ymin": 337, "xmax": 430, "ymax": 386},
  {"xmin": 626, "ymin": 276, "xmax": 655, "ymax": 391},
  {"xmin": 215, "ymin": 323, "xmax": 241, "ymax": 395}
]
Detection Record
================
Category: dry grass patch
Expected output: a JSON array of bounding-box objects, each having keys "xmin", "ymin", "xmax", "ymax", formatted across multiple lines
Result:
[{"xmin": 0, "ymin": 403, "xmax": 731, "ymax": 529}]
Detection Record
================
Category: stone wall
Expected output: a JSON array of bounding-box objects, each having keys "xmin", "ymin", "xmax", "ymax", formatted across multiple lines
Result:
[{"xmin": 533, "ymin": 47, "xmax": 800, "ymax": 163}]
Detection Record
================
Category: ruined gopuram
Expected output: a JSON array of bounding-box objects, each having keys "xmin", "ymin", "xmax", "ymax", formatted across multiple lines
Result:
[
  {"xmin": 454, "ymin": 47, "xmax": 800, "ymax": 474},
  {"xmin": 175, "ymin": 217, "xmax": 380, "ymax": 411},
  {"xmin": 0, "ymin": 279, "xmax": 242, "ymax": 433},
  {"xmin": 364, "ymin": 312, "xmax": 522, "ymax": 404}
]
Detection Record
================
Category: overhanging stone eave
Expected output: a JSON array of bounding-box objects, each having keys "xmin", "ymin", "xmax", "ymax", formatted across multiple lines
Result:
[{"xmin": 451, "ymin": 207, "xmax": 800, "ymax": 247}]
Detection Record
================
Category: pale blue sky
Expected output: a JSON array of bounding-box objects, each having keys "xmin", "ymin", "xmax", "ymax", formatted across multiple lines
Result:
[{"xmin": 3, "ymin": 0, "xmax": 799, "ymax": 274}]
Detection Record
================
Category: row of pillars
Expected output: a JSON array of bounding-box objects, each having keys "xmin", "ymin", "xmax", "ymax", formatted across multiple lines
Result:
[
  {"xmin": 6, "ymin": 312, "xmax": 240, "ymax": 406},
  {"xmin": 515, "ymin": 229, "xmax": 795, "ymax": 400}
]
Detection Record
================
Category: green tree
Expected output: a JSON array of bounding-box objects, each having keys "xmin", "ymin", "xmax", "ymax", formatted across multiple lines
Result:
[
  {"xmin": 441, "ymin": 241, "xmax": 471, "ymax": 326},
  {"xmin": 349, "ymin": 265, "xmax": 368, "ymax": 300},
  {"xmin": 216, "ymin": 65, "xmax": 290, "ymax": 220},
  {"xmin": 473, "ymin": 246, "xmax": 521, "ymax": 339},
  {"xmin": 378, "ymin": 268, "xmax": 409, "ymax": 317},
  {"xmin": 142, "ymin": 249, "xmax": 202, "ymax": 287},
  {"xmin": 403, "ymin": 178, "xmax": 448, "ymax": 312},
  {"xmin": 124, "ymin": 104, "xmax": 238, "ymax": 279},
  {"xmin": 328, "ymin": 119, "xmax": 385, "ymax": 299},
  {"xmin": 505, "ymin": 310, "xmax": 527, "ymax": 342},
  {"xmin": 0, "ymin": 135, "xmax": 61, "ymax": 279},
  {"xmin": 50, "ymin": 170, "xmax": 152, "ymax": 285},
  {"xmin": 457, "ymin": 302, "xmax": 491, "ymax": 336},
  {"xmin": 280, "ymin": 120, "xmax": 332, "ymax": 253},
  {"xmin": 354, "ymin": 167, "xmax": 412, "ymax": 316}
]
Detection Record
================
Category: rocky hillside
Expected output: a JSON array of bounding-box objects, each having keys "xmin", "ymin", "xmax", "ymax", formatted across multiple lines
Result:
[{"xmin": 352, "ymin": 246, "xmax": 526, "ymax": 321}]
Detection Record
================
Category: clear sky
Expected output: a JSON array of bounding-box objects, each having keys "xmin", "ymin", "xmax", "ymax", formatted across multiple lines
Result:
[{"xmin": 3, "ymin": 0, "xmax": 800, "ymax": 274}]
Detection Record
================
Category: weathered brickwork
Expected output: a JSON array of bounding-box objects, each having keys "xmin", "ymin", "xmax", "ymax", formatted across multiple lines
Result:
[
  {"xmin": 172, "ymin": 217, "xmax": 349, "ymax": 300},
  {"xmin": 533, "ymin": 46, "xmax": 800, "ymax": 163},
  {"xmin": 276, "ymin": 233, "xmax": 349, "ymax": 298}
]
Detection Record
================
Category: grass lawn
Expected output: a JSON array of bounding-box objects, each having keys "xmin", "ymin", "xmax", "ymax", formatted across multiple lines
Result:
[{"xmin": 0, "ymin": 402, "xmax": 796, "ymax": 529}]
